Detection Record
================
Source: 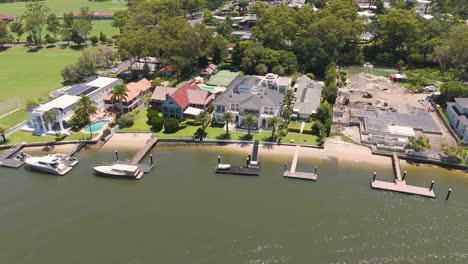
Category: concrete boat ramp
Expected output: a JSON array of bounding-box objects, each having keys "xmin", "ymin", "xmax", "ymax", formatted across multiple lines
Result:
[
  {"xmin": 283, "ymin": 145, "xmax": 317, "ymax": 181},
  {"xmin": 371, "ymin": 152, "xmax": 436, "ymax": 198}
]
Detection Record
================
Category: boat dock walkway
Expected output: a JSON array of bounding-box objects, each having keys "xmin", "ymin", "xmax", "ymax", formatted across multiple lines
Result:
[
  {"xmin": 63, "ymin": 141, "xmax": 87, "ymax": 159},
  {"xmin": 283, "ymin": 145, "xmax": 317, "ymax": 181},
  {"xmin": 251, "ymin": 140, "xmax": 259, "ymax": 162},
  {"xmin": 214, "ymin": 141, "xmax": 260, "ymax": 176},
  {"xmin": 130, "ymin": 137, "xmax": 158, "ymax": 165},
  {"xmin": 107, "ymin": 137, "xmax": 158, "ymax": 180},
  {"xmin": 0, "ymin": 143, "xmax": 26, "ymax": 168},
  {"xmin": 371, "ymin": 152, "xmax": 436, "ymax": 198}
]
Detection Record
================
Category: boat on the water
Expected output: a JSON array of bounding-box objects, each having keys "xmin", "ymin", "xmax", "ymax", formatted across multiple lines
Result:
[
  {"xmin": 93, "ymin": 163, "xmax": 144, "ymax": 179},
  {"xmin": 25, "ymin": 154, "xmax": 75, "ymax": 175},
  {"xmin": 217, "ymin": 163, "xmax": 231, "ymax": 170}
]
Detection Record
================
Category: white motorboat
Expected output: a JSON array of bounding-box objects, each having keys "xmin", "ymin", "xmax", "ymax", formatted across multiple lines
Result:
[
  {"xmin": 93, "ymin": 163, "xmax": 144, "ymax": 179},
  {"xmin": 25, "ymin": 154, "xmax": 73, "ymax": 175},
  {"xmin": 217, "ymin": 163, "xmax": 231, "ymax": 170}
]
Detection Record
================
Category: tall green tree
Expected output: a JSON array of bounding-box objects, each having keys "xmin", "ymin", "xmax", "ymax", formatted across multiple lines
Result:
[
  {"xmin": 74, "ymin": 96, "xmax": 97, "ymax": 139},
  {"xmin": 242, "ymin": 114, "xmax": 257, "ymax": 136},
  {"xmin": 110, "ymin": 84, "xmax": 129, "ymax": 114},
  {"xmin": 409, "ymin": 136, "xmax": 431, "ymax": 152},
  {"xmin": 112, "ymin": 10, "xmax": 129, "ymax": 33},
  {"xmin": 282, "ymin": 89, "xmax": 296, "ymax": 121},
  {"xmin": 196, "ymin": 110, "xmax": 211, "ymax": 141},
  {"xmin": 9, "ymin": 20, "xmax": 24, "ymax": 43},
  {"xmin": 22, "ymin": 1, "xmax": 50, "ymax": 45},
  {"xmin": 220, "ymin": 112, "xmax": 234, "ymax": 136},
  {"xmin": 0, "ymin": 20, "xmax": 13, "ymax": 46},
  {"xmin": 376, "ymin": 9, "xmax": 418, "ymax": 56},
  {"xmin": 46, "ymin": 13, "xmax": 60, "ymax": 41},
  {"xmin": 267, "ymin": 116, "xmax": 282, "ymax": 140}
]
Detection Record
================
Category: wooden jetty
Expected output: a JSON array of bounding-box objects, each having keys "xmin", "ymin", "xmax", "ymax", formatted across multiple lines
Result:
[
  {"xmin": 104, "ymin": 137, "xmax": 158, "ymax": 180},
  {"xmin": 370, "ymin": 152, "xmax": 436, "ymax": 198},
  {"xmin": 0, "ymin": 143, "xmax": 27, "ymax": 168},
  {"xmin": 214, "ymin": 140, "xmax": 260, "ymax": 176},
  {"xmin": 130, "ymin": 137, "xmax": 158, "ymax": 165},
  {"xmin": 283, "ymin": 145, "xmax": 317, "ymax": 180}
]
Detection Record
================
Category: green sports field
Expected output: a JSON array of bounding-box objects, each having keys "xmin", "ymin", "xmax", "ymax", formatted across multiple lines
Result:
[
  {"xmin": 0, "ymin": 46, "xmax": 82, "ymax": 115},
  {"xmin": 0, "ymin": 0, "xmax": 127, "ymax": 17}
]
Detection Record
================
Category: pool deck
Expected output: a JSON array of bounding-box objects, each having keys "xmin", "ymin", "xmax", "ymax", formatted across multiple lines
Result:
[{"xmin": 371, "ymin": 153, "xmax": 436, "ymax": 198}]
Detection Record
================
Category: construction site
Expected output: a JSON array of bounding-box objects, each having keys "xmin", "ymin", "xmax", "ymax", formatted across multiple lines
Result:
[{"xmin": 333, "ymin": 73, "xmax": 456, "ymax": 152}]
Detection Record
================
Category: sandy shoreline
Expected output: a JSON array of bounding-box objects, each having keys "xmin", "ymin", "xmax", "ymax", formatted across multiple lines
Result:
[
  {"xmin": 206, "ymin": 138, "xmax": 394, "ymax": 167},
  {"xmin": 15, "ymin": 133, "xmax": 393, "ymax": 168}
]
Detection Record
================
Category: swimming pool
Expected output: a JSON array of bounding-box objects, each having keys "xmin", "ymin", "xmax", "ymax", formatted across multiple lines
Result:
[
  {"xmin": 200, "ymin": 86, "xmax": 216, "ymax": 92},
  {"xmin": 84, "ymin": 120, "xmax": 109, "ymax": 133}
]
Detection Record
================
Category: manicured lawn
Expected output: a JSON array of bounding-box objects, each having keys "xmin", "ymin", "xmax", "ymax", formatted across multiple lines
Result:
[
  {"xmin": 90, "ymin": 20, "xmax": 120, "ymax": 39},
  {"xmin": 3, "ymin": 131, "xmax": 90, "ymax": 144},
  {"xmin": 119, "ymin": 109, "xmax": 152, "ymax": 132},
  {"xmin": 0, "ymin": 0, "xmax": 127, "ymax": 17},
  {"xmin": 0, "ymin": 46, "xmax": 82, "ymax": 115},
  {"xmin": 0, "ymin": 109, "xmax": 28, "ymax": 128},
  {"xmin": 282, "ymin": 132, "xmax": 318, "ymax": 146},
  {"xmin": 5, "ymin": 131, "xmax": 55, "ymax": 144}
]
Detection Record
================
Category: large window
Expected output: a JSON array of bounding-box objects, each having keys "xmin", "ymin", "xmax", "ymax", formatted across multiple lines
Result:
[{"xmin": 215, "ymin": 105, "xmax": 225, "ymax": 113}]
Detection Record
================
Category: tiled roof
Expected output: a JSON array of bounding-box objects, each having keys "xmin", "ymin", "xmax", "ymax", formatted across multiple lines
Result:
[
  {"xmin": 105, "ymin": 78, "xmax": 152, "ymax": 102},
  {"xmin": 169, "ymin": 82, "xmax": 203, "ymax": 109},
  {"xmin": 151, "ymin": 86, "xmax": 177, "ymax": 101}
]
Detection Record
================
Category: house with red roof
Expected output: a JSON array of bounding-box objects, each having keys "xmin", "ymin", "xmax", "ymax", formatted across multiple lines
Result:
[
  {"xmin": 155, "ymin": 82, "xmax": 215, "ymax": 120},
  {"xmin": 0, "ymin": 14, "xmax": 15, "ymax": 23},
  {"xmin": 104, "ymin": 78, "xmax": 152, "ymax": 113}
]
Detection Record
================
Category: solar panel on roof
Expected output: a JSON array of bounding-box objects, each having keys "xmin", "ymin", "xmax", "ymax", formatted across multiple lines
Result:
[{"xmin": 63, "ymin": 85, "xmax": 99, "ymax": 96}]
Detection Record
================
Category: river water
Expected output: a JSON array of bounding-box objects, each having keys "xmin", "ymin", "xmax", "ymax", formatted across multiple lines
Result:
[{"xmin": 1, "ymin": 145, "xmax": 468, "ymax": 263}]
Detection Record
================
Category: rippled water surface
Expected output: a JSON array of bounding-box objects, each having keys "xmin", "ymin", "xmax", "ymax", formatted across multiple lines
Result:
[{"xmin": 1, "ymin": 145, "xmax": 467, "ymax": 263}]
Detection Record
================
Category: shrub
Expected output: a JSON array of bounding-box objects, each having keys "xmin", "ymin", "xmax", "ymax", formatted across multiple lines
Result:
[
  {"xmin": 187, "ymin": 119, "xmax": 202, "ymax": 126},
  {"xmin": 99, "ymin": 32, "xmax": 107, "ymax": 43},
  {"xmin": 151, "ymin": 116, "xmax": 163, "ymax": 132},
  {"xmin": 146, "ymin": 109, "xmax": 160, "ymax": 122},
  {"xmin": 106, "ymin": 38, "xmax": 113, "ymax": 46},
  {"xmin": 90, "ymin": 35, "xmax": 99, "ymax": 45},
  {"xmin": 311, "ymin": 122, "xmax": 324, "ymax": 136},
  {"xmin": 55, "ymin": 133, "xmax": 67, "ymax": 141},
  {"xmin": 45, "ymin": 34, "xmax": 55, "ymax": 45},
  {"xmin": 163, "ymin": 118, "xmax": 179, "ymax": 133},
  {"xmin": 117, "ymin": 113, "xmax": 135, "ymax": 128},
  {"xmin": 218, "ymin": 62, "xmax": 231, "ymax": 70},
  {"xmin": 306, "ymin": 73, "xmax": 315, "ymax": 79}
]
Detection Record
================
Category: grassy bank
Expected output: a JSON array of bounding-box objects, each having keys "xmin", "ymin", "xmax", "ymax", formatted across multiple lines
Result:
[
  {"xmin": 3, "ymin": 131, "xmax": 91, "ymax": 145},
  {"xmin": 0, "ymin": 0, "xmax": 127, "ymax": 17},
  {"xmin": 0, "ymin": 46, "xmax": 82, "ymax": 115}
]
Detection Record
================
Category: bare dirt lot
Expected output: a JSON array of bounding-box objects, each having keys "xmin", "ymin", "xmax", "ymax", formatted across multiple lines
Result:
[{"xmin": 342, "ymin": 73, "xmax": 427, "ymax": 113}]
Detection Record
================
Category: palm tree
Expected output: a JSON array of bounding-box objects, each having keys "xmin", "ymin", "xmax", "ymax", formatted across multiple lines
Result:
[
  {"xmin": 74, "ymin": 96, "xmax": 97, "ymax": 139},
  {"xmin": 110, "ymin": 84, "xmax": 129, "ymax": 114},
  {"xmin": 220, "ymin": 112, "xmax": 234, "ymax": 135},
  {"xmin": 267, "ymin": 116, "xmax": 282, "ymax": 140},
  {"xmin": 196, "ymin": 110, "xmax": 211, "ymax": 141},
  {"xmin": 241, "ymin": 114, "xmax": 257, "ymax": 136},
  {"xmin": 282, "ymin": 89, "xmax": 296, "ymax": 120},
  {"xmin": 42, "ymin": 111, "xmax": 56, "ymax": 132}
]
